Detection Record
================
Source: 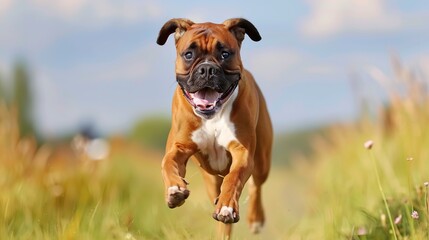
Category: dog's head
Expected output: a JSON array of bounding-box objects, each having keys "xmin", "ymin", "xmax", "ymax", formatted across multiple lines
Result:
[{"xmin": 157, "ymin": 18, "xmax": 261, "ymax": 119}]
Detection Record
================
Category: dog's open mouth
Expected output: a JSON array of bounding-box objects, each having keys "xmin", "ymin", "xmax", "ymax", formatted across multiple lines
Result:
[{"xmin": 181, "ymin": 82, "xmax": 238, "ymax": 115}]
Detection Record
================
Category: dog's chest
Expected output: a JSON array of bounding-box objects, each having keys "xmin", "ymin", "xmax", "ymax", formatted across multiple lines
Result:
[{"xmin": 191, "ymin": 110, "xmax": 237, "ymax": 172}]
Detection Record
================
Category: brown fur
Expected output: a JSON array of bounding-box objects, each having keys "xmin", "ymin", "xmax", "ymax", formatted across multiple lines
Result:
[{"xmin": 157, "ymin": 18, "xmax": 272, "ymax": 238}]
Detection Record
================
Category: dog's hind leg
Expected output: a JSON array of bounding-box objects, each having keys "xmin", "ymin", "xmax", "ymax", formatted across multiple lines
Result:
[
  {"xmin": 247, "ymin": 142, "xmax": 271, "ymax": 234},
  {"xmin": 247, "ymin": 176, "xmax": 266, "ymax": 234},
  {"xmin": 247, "ymin": 95, "xmax": 272, "ymax": 234},
  {"xmin": 247, "ymin": 149, "xmax": 271, "ymax": 234}
]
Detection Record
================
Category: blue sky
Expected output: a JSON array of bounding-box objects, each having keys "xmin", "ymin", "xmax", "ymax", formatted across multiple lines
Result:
[{"xmin": 0, "ymin": 0, "xmax": 428, "ymax": 136}]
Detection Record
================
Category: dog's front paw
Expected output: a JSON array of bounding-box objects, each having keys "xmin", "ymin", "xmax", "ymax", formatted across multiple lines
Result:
[
  {"xmin": 212, "ymin": 206, "xmax": 240, "ymax": 223},
  {"xmin": 167, "ymin": 186, "xmax": 190, "ymax": 208}
]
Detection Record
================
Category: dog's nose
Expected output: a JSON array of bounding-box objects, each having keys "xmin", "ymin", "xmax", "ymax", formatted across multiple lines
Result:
[{"xmin": 196, "ymin": 63, "xmax": 218, "ymax": 79}]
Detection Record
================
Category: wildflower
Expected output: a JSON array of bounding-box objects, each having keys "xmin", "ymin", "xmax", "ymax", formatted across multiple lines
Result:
[
  {"xmin": 406, "ymin": 157, "xmax": 414, "ymax": 161},
  {"xmin": 411, "ymin": 210, "xmax": 419, "ymax": 219},
  {"xmin": 364, "ymin": 140, "xmax": 374, "ymax": 150},
  {"xmin": 424, "ymin": 182, "xmax": 429, "ymax": 187},
  {"xmin": 394, "ymin": 214, "xmax": 402, "ymax": 225},
  {"xmin": 125, "ymin": 233, "xmax": 136, "ymax": 240},
  {"xmin": 357, "ymin": 226, "xmax": 367, "ymax": 236}
]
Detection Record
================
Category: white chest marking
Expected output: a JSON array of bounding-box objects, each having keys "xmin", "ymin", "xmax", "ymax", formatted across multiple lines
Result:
[{"xmin": 191, "ymin": 87, "xmax": 238, "ymax": 172}]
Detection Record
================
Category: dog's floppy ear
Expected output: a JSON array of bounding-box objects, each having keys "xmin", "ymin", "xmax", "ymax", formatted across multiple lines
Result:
[
  {"xmin": 156, "ymin": 18, "xmax": 195, "ymax": 45},
  {"xmin": 223, "ymin": 18, "xmax": 261, "ymax": 44}
]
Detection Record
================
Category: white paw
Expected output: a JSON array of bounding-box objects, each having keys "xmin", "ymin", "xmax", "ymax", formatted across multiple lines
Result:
[
  {"xmin": 250, "ymin": 221, "xmax": 263, "ymax": 234},
  {"xmin": 213, "ymin": 206, "xmax": 239, "ymax": 223},
  {"xmin": 219, "ymin": 206, "xmax": 234, "ymax": 218},
  {"xmin": 167, "ymin": 186, "xmax": 180, "ymax": 195},
  {"xmin": 166, "ymin": 186, "xmax": 189, "ymax": 208}
]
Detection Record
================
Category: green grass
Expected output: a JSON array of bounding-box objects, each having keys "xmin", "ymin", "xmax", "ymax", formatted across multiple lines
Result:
[
  {"xmin": 286, "ymin": 57, "xmax": 429, "ymax": 239},
  {"xmin": 290, "ymin": 118, "xmax": 429, "ymax": 239},
  {"xmin": 0, "ymin": 145, "xmax": 303, "ymax": 239},
  {"xmin": 0, "ymin": 103, "xmax": 300, "ymax": 239}
]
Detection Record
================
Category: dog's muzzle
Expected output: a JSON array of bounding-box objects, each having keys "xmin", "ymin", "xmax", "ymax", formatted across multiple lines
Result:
[{"xmin": 178, "ymin": 63, "xmax": 239, "ymax": 119}]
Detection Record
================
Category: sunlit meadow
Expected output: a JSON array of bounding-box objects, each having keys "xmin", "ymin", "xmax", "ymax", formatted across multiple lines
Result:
[{"xmin": 1, "ymin": 57, "xmax": 429, "ymax": 239}]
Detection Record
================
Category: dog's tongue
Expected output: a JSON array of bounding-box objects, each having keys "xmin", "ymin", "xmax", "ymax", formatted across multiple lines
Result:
[{"xmin": 190, "ymin": 89, "xmax": 220, "ymax": 110}]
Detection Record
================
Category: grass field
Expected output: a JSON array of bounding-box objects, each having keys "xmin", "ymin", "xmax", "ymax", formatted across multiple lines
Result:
[
  {"xmin": 0, "ymin": 108, "xmax": 304, "ymax": 239},
  {"xmin": 1, "ymin": 59, "xmax": 429, "ymax": 239}
]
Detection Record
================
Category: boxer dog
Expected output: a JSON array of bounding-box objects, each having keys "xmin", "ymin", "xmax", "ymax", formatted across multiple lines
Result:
[{"xmin": 156, "ymin": 18, "xmax": 272, "ymax": 237}]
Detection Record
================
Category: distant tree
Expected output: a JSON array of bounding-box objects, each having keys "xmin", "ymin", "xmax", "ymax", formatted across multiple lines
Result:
[
  {"xmin": 12, "ymin": 61, "xmax": 36, "ymax": 137},
  {"xmin": 0, "ymin": 73, "xmax": 4, "ymax": 101},
  {"xmin": 130, "ymin": 116, "xmax": 171, "ymax": 150}
]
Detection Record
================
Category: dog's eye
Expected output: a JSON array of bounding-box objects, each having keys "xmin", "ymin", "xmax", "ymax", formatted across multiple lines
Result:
[
  {"xmin": 184, "ymin": 51, "xmax": 193, "ymax": 60},
  {"xmin": 221, "ymin": 51, "xmax": 230, "ymax": 60}
]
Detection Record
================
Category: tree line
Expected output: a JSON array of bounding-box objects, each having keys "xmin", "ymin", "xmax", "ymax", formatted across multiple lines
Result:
[{"xmin": 0, "ymin": 61, "xmax": 36, "ymax": 138}]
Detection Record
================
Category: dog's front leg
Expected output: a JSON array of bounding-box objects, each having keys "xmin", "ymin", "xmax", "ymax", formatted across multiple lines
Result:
[
  {"xmin": 162, "ymin": 142, "xmax": 196, "ymax": 208},
  {"xmin": 213, "ymin": 141, "xmax": 254, "ymax": 224}
]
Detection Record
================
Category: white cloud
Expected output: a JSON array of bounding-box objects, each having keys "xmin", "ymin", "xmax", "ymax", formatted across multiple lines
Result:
[
  {"xmin": 246, "ymin": 48, "xmax": 304, "ymax": 82},
  {"xmin": 33, "ymin": 0, "xmax": 86, "ymax": 18},
  {"xmin": 0, "ymin": 0, "xmax": 12, "ymax": 15},
  {"xmin": 32, "ymin": 0, "xmax": 162, "ymax": 25},
  {"xmin": 301, "ymin": 0, "xmax": 403, "ymax": 38},
  {"xmin": 80, "ymin": 48, "xmax": 153, "ymax": 83},
  {"xmin": 0, "ymin": 0, "xmax": 164, "ymax": 62},
  {"xmin": 305, "ymin": 64, "xmax": 339, "ymax": 76},
  {"xmin": 245, "ymin": 48, "xmax": 341, "ymax": 83},
  {"xmin": 54, "ymin": 43, "xmax": 160, "ymax": 84}
]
